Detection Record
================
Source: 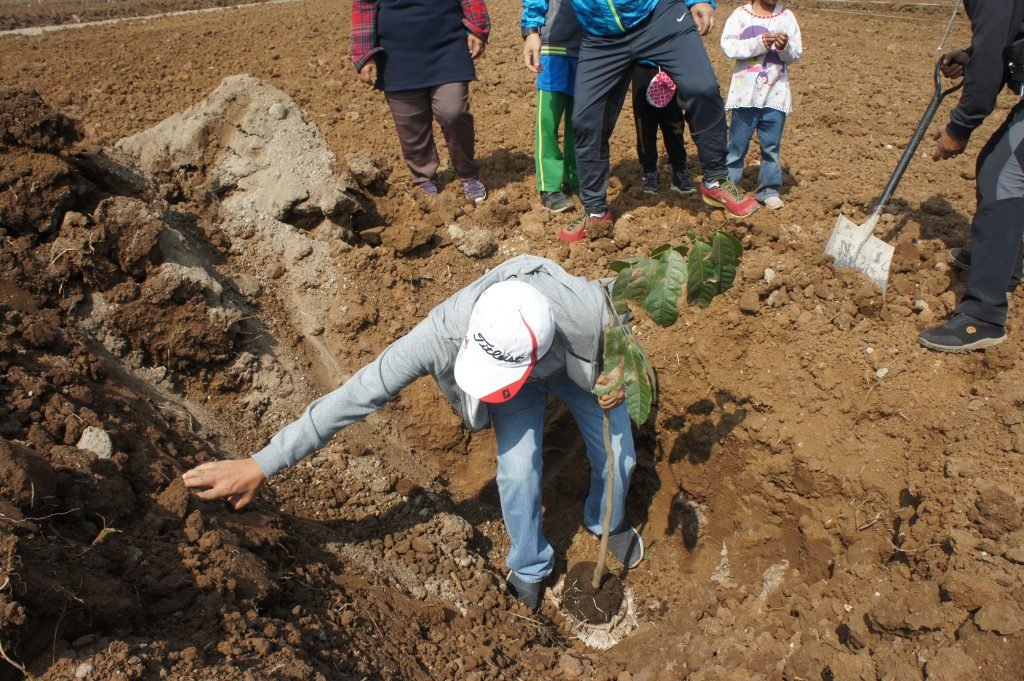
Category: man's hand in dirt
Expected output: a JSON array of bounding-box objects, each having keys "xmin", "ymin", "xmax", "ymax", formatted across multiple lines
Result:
[
  {"xmin": 932, "ymin": 126, "xmax": 967, "ymax": 161},
  {"xmin": 594, "ymin": 371, "xmax": 625, "ymax": 410},
  {"xmin": 468, "ymin": 33, "xmax": 486, "ymax": 60},
  {"xmin": 358, "ymin": 59, "xmax": 377, "ymax": 86},
  {"xmin": 182, "ymin": 459, "xmax": 266, "ymax": 510},
  {"xmin": 774, "ymin": 32, "xmax": 789, "ymax": 51},
  {"xmin": 690, "ymin": 3, "xmax": 715, "ymax": 36},
  {"xmin": 939, "ymin": 49, "xmax": 969, "ymax": 79},
  {"xmin": 523, "ymin": 32, "xmax": 542, "ymax": 73}
]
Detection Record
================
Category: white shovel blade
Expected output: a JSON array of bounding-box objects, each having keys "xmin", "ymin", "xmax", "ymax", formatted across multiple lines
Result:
[{"xmin": 824, "ymin": 213, "xmax": 894, "ymax": 293}]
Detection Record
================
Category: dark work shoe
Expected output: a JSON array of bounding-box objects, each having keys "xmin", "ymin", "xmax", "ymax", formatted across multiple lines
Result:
[
  {"xmin": 607, "ymin": 524, "xmax": 644, "ymax": 569},
  {"xmin": 949, "ymin": 247, "xmax": 971, "ymax": 271},
  {"xmin": 670, "ymin": 170, "xmax": 697, "ymax": 195},
  {"xmin": 540, "ymin": 191, "xmax": 574, "ymax": 213},
  {"xmin": 506, "ymin": 572, "xmax": 543, "ymax": 611},
  {"xmin": 918, "ymin": 313, "xmax": 1006, "ymax": 353},
  {"xmin": 641, "ymin": 171, "xmax": 659, "ymax": 194}
]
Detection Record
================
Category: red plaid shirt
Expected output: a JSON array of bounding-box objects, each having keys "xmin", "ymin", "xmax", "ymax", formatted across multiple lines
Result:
[{"xmin": 351, "ymin": 0, "xmax": 491, "ymax": 71}]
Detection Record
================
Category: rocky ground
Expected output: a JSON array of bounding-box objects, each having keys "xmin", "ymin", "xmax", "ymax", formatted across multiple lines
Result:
[{"xmin": 1, "ymin": 0, "xmax": 1023, "ymax": 680}]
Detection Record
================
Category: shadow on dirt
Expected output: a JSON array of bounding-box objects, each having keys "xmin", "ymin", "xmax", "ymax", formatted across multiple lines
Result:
[
  {"xmin": 879, "ymin": 195, "xmax": 971, "ymax": 244},
  {"xmin": 477, "ymin": 147, "xmax": 534, "ymax": 193},
  {"xmin": 664, "ymin": 390, "xmax": 750, "ymax": 465}
]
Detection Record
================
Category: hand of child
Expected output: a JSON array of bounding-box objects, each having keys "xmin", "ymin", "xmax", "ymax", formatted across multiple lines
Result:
[
  {"xmin": 690, "ymin": 2, "xmax": 715, "ymax": 36},
  {"xmin": 468, "ymin": 33, "xmax": 486, "ymax": 60},
  {"xmin": 358, "ymin": 59, "xmax": 377, "ymax": 86},
  {"xmin": 774, "ymin": 32, "xmax": 789, "ymax": 51},
  {"xmin": 523, "ymin": 33, "xmax": 543, "ymax": 74},
  {"xmin": 761, "ymin": 32, "xmax": 776, "ymax": 49}
]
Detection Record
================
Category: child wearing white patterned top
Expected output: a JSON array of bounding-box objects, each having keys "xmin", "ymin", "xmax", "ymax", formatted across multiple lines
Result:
[{"xmin": 720, "ymin": 0, "xmax": 802, "ymax": 209}]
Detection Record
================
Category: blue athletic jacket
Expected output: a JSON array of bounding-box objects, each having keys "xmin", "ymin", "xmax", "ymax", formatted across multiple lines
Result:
[{"xmin": 522, "ymin": 0, "xmax": 714, "ymax": 38}]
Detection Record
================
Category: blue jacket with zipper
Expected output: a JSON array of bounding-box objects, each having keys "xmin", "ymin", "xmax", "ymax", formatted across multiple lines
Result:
[{"xmin": 522, "ymin": 0, "xmax": 714, "ymax": 38}]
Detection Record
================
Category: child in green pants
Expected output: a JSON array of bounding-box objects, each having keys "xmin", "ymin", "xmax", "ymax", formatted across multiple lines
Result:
[{"xmin": 522, "ymin": 0, "xmax": 583, "ymax": 213}]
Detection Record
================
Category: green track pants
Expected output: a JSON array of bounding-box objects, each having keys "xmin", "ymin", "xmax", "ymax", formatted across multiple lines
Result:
[{"xmin": 535, "ymin": 90, "xmax": 577, "ymax": 193}]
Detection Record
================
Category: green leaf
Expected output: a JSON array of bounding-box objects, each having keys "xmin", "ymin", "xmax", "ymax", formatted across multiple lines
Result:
[
  {"xmin": 642, "ymin": 248, "xmax": 688, "ymax": 327},
  {"xmin": 595, "ymin": 326, "xmax": 627, "ymax": 397},
  {"xmin": 650, "ymin": 243, "xmax": 688, "ymax": 258},
  {"xmin": 610, "ymin": 270, "xmax": 634, "ymax": 317},
  {"xmin": 687, "ymin": 231, "xmax": 743, "ymax": 308},
  {"xmin": 609, "ymin": 257, "xmax": 642, "ymax": 274},
  {"xmin": 623, "ymin": 340, "xmax": 655, "ymax": 426},
  {"xmin": 711, "ymin": 231, "xmax": 743, "ymax": 292}
]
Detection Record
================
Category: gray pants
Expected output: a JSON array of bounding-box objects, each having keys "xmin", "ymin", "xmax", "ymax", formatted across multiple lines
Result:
[
  {"xmin": 957, "ymin": 101, "xmax": 1024, "ymax": 326},
  {"xmin": 385, "ymin": 82, "xmax": 479, "ymax": 186},
  {"xmin": 573, "ymin": 0, "xmax": 729, "ymax": 214}
]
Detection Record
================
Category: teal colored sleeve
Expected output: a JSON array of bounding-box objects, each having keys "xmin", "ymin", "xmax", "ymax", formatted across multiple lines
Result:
[
  {"xmin": 685, "ymin": 0, "xmax": 716, "ymax": 8},
  {"xmin": 521, "ymin": 0, "xmax": 549, "ymax": 28}
]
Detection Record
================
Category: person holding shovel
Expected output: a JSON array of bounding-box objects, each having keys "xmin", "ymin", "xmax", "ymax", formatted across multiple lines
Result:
[
  {"xmin": 918, "ymin": 0, "xmax": 1024, "ymax": 352},
  {"xmin": 181, "ymin": 256, "xmax": 644, "ymax": 611}
]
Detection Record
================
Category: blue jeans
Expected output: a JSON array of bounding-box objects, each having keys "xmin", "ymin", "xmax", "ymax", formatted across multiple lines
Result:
[
  {"xmin": 488, "ymin": 370, "xmax": 636, "ymax": 583},
  {"xmin": 726, "ymin": 107, "xmax": 786, "ymax": 201}
]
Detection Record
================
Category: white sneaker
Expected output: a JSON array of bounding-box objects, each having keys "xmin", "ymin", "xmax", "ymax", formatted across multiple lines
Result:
[{"xmin": 763, "ymin": 195, "xmax": 784, "ymax": 210}]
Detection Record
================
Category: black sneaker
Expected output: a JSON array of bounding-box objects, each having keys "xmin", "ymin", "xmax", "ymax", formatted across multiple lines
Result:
[
  {"xmin": 950, "ymin": 247, "xmax": 971, "ymax": 271},
  {"xmin": 670, "ymin": 170, "xmax": 697, "ymax": 196},
  {"xmin": 506, "ymin": 572, "xmax": 543, "ymax": 611},
  {"xmin": 607, "ymin": 524, "xmax": 644, "ymax": 569},
  {"xmin": 918, "ymin": 313, "xmax": 1006, "ymax": 353},
  {"xmin": 641, "ymin": 171, "xmax": 659, "ymax": 194},
  {"xmin": 540, "ymin": 191, "xmax": 574, "ymax": 213}
]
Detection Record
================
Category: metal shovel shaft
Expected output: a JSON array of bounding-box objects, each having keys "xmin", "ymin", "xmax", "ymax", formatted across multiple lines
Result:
[{"xmin": 869, "ymin": 58, "xmax": 965, "ymax": 221}]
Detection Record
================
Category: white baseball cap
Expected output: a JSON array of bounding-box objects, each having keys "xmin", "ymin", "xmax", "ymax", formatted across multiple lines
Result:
[{"xmin": 454, "ymin": 281, "xmax": 555, "ymax": 404}]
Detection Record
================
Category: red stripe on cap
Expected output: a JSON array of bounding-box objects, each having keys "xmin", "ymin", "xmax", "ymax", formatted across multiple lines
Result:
[{"xmin": 479, "ymin": 316, "xmax": 539, "ymax": 404}]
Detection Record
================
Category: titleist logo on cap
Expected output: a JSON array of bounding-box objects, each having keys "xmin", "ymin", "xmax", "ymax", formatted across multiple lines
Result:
[{"xmin": 472, "ymin": 332, "xmax": 526, "ymax": 364}]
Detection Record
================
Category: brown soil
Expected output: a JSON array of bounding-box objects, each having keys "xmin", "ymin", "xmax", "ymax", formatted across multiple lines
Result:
[
  {"xmin": 562, "ymin": 562, "xmax": 624, "ymax": 625},
  {"xmin": 2, "ymin": 1, "xmax": 1024, "ymax": 680},
  {"xmin": 0, "ymin": 0, "xmax": 281, "ymax": 32}
]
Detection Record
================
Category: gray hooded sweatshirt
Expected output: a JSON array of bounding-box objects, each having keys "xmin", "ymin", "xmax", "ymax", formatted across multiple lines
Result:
[{"xmin": 253, "ymin": 255, "xmax": 610, "ymax": 478}]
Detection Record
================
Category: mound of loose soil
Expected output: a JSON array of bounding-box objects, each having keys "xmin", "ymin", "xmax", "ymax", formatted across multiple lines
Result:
[{"xmin": 2, "ymin": 1, "xmax": 1024, "ymax": 680}]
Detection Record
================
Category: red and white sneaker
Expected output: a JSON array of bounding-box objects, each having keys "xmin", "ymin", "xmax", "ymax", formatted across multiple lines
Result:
[
  {"xmin": 557, "ymin": 211, "xmax": 613, "ymax": 243},
  {"xmin": 701, "ymin": 179, "xmax": 758, "ymax": 218}
]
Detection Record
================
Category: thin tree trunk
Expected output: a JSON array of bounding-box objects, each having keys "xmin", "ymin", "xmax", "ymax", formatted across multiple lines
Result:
[{"xmin": 592, "ymin": 409, "xmax": 614, "ymax": 590}]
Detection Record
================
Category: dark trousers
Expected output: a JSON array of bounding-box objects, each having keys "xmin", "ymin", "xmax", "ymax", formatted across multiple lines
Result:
[
  {"xmin": 631, "ymin": 65, "xmax": 688, "ymax": 174},
  {"xmin": 573, "ymin": 0, "xmax": 728, "ymax": 214},
  {"xmin": 384, "ymin": 82, "xmax": 479, "ymax": 186},
  {"xmin": 957, "ymin": 101, "xmax": 1024, "ymax": 327}
]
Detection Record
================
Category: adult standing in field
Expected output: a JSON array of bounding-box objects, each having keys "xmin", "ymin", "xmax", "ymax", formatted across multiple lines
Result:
[
  {"xmin": 918, "ymin": 0, "xmax": 1024, "ymax": 352},
  {"xmin": 181, "ymin": 256, "xmax": 645, "ymax": 611},
  {"xmin": 351, "ymin": 0, "xmax": 490, "ymax": 203},
  {"xmin": 523, "ymin": 0, "xmax": 758, "ymax": 243}
]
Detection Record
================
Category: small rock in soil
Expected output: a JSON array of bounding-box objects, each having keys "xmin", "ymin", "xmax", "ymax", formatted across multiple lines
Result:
[{"xmin": 76, "ymin": 426, "xmax": 113, "ymax": 459}]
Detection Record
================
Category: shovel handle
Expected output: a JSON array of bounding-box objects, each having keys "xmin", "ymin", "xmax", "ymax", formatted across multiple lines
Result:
[{"xmin": 870, "ymin": 57, "xmax": 965, "ymax": 219}]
